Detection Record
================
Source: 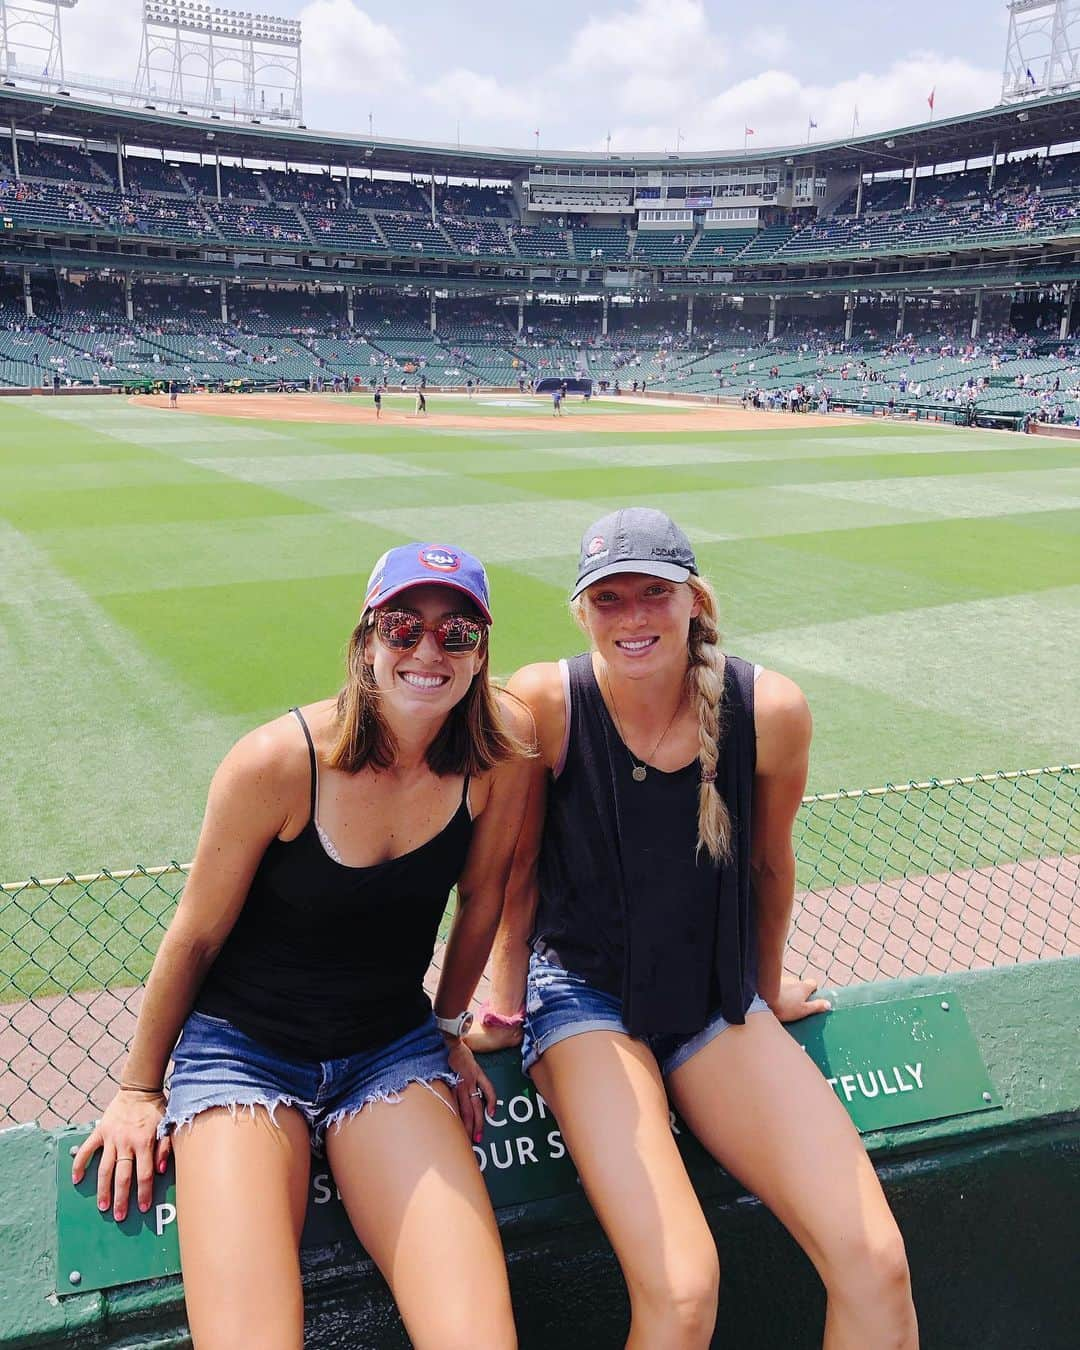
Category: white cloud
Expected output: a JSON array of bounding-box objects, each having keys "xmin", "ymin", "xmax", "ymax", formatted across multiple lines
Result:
[
  {"xmin": 565, "ymin": 0, "xmax": 723, "ymax": 119},
  {"xmin": 742, "ymin": 25, "xmax": 792, "ymax": 65},
  {"xmin": 426, "ymin": 69, "xmax": 541, "ymax": 128},
  {"xmin": 61, "ymin": 0, "xmax": 143, "ymax": 84},
  {"xmin": 299, "ymin": 1, "xmax": 406, "ymax": 95},
  {"xmin": 612, "ymin": 54, "xmax": 999, "ymax": 152}
]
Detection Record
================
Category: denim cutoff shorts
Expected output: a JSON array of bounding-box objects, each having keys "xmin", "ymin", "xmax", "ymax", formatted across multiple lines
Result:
[
  {"xmin": 521, "ymin": 950, "xmax": 770, "ymax": 1077},
  {"xmin": 159, "ymin": 1009, "xmax": 459, "ymax": 1151}
]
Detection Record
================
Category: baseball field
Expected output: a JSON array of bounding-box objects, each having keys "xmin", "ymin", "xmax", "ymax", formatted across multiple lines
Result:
[{"xmin": 1, "ymin": 390, "xmax": 1076, "ymax": 880}]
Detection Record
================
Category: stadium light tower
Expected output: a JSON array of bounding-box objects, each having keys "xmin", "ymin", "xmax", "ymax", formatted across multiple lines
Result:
[
  {"xmin": 0, "ymin": 0, "xmax": 79, "ymax": 90},
  {"xmin": 1002, "ymin": 0, "xmax": 1080, "ymax": 101},
  {"xmin": 135, "ymin": 1, "xmax": 303, "ymax": 124}
]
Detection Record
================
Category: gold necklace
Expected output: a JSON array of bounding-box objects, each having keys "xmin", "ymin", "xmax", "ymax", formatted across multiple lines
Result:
[{"xmin": 602, "ymin": 668, "xmax": 683, "ymax": 783}]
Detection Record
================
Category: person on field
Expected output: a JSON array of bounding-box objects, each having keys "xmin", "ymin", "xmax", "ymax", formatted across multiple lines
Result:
[
  {"xmin": 474, "ymin": 507, "xmax": 918, "ymax": 1349},
  {"xmin": 168, "ymin": 379, "xmax": 178, "ymax": 408},
  {"xmin": 416, "ymin": 387, "xmax": 428, "ymax": 415},
  {"xmin": 552, "ymin": 385, "xmax": 563, "ymax": 417},
  {"xmin": 73, "ymin": 543, "xmax": 532, "ymax": 1350},
  {"xmin": 374, "ymin": 387, "xmax": 382, "ymax": 419}
]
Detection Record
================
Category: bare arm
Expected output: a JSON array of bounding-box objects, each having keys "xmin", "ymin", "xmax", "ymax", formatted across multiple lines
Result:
[
  {"xmin": 466, "ymin": 663, "xmax": 563, "ymax": 1052},
  {"xmin": 433, "ymin": 694, "xmax": 537, "ymax": 1022},
  {"xmin": 750, "ymin": 670, "xmax": 829, "ymax": 1022},
  {"xmin": 72, "ymin": 718, "xmax": 302, "ymax": 1218}
]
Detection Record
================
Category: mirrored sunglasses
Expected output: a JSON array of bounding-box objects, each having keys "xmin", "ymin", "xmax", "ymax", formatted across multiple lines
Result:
[{"xmin": 372, "ymin": 608, "xmax": 487, "ymax": 656}]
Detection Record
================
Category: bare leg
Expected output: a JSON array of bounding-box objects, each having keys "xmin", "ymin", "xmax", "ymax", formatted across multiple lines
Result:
[
  {"xmin": 173, "ymin": 1104, "xmax": 311, "ymax": 1350},
  {"xmin": 531, "ymin": 1031, "xmax": 719, "ymax": 1349},
  {"xmin": 326, "ymin": 1081, "xmax": 516, "ymax": 1350},
  {"xmin": 668, "ymin": 1010, "xmax": 918, "ymax": 1350}
]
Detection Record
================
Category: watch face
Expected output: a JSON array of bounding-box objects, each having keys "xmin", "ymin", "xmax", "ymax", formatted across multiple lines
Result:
[{"xmin": 460, "ymin": 1011, "xmax": 475, "ymax": 1035}]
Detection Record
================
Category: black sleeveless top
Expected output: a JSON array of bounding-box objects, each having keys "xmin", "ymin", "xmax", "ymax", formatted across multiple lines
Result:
[
  {"xmin": 533, "ymin": 653, "xmax": 758, "ymax": 1037},
  {"xmin": 195, "ymin": 710, "xmax": 473, "ymax": 1060}
]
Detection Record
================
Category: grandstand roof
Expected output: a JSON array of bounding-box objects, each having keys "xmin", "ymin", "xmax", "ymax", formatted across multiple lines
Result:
[{"xmin": 3, "ymin": 85, "xmax": 1080, "ymax": 178}]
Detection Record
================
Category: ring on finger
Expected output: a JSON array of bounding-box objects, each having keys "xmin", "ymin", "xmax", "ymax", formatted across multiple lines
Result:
[
  {"xmin": 469, "ymin": 1088, "xmax": 484, "ymax": 1098},
  {"xmin": 116, "ymin": 1155, "xmax": 136, "ymax": 1163}
]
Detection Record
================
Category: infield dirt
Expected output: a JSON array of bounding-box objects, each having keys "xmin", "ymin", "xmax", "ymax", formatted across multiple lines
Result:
[{"xmin": 137, "ymin": 392, "xmax": 853, "ymax": 433}]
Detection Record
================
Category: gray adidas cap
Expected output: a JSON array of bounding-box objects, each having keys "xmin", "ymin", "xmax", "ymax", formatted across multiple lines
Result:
[{"xmin": 571, "ymin": 507, "xmax": 698, "ymax": 600}]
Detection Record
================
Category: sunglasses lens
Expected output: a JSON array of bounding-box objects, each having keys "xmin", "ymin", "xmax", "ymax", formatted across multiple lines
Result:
[
  {"xmin": 377, "ymin": 612, "xmax": 423, "ymax": 649},
  {"xmin": 439, "ymin": 617, "xmax": 484, "ymax": 654}
]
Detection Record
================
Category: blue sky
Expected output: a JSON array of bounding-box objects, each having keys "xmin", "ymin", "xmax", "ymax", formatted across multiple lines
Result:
[{"xmin": 56, "ymin": 0, "xmax": 1012, "ymax": 154}]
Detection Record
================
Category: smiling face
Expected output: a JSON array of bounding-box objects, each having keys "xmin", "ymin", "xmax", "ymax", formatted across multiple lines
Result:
[
  {"xmin": 579, "ymin": 572, "xmax": 700, "ymax": 680},
  {"xmin": 365, "ymin": 583, "xmax": 485, "ymax": 726}
]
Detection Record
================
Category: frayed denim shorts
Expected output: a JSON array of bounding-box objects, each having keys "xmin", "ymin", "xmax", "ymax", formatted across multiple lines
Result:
[
  {"xmin": 521, "ymin": 950, "xmax": 770, "ymax": 1078},
  {"xmin": 159, "ymin": 1009, "xmax": 459, "ymax": 1152}
]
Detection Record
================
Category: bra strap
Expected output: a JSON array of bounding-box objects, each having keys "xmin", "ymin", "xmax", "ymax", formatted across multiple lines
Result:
[{"xmin": 290, "ymin": 707, "xmax": 318, "ymax": 824}]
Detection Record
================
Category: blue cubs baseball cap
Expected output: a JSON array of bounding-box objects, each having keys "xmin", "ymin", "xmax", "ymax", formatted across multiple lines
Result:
[{"xmin": 363, "ymin": 543, "xmax": 493, "ymax": 623}]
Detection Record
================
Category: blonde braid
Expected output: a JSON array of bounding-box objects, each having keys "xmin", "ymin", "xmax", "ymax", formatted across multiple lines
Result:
[{"xmin": 686, "ymin": 577, "xmax": 732, "ymax": 863}]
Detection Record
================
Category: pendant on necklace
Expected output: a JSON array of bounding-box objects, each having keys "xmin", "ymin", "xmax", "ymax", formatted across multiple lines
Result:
[{"xmin": 631, "ymin": 765, "xmax": 647, "ymax": 783}]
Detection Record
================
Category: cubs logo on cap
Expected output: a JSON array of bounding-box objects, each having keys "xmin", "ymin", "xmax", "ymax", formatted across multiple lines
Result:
[
  {"xmin": 418, "ymin": 546, "xmax": 461, "ymax": 573},
  {"xmin": 363, "ymin": 542, "xmax": 493, "ymax": 623},
  {"xmin": 586, "ymin": 536, "xmax": 607, "ymax": 557}
]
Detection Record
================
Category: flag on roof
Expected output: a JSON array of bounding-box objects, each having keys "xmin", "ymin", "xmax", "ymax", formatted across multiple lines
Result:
[
  {"xmin": 928, "ymin": 88, "xmax": 935, "ymax": 112},
  {"xmin": 1027, "ymin": 67, "xmax": 1037, "ymax": 87},
  {"xmin": 808, "ymin": 117, "xmax": 818, "ymax": 129},
  {"xmin": 745, "ymin": 126, "xmax": 755, "ymax": 135}
]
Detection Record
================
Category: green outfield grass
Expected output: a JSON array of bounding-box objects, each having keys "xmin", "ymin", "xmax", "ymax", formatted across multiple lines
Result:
[{"xmin": 1, "ymin": 394, "xmax": 1078, "ymax": 886}]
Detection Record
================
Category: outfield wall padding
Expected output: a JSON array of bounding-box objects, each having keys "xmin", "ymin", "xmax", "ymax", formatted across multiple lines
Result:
[{"xmin": 1, "ymin": 960, "xmax": 1076, "ymax": 1349}]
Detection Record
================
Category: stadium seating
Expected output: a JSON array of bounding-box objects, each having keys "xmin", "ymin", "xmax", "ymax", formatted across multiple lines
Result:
[
  {"xmin": 375, "ymin": 213, "xmax": 457, "ymax": 256},
  {"xmin": 510, "ymin": 224, "xmax": 571, "ymax": 259},
  {"xmin": 570, "ymin": 227, "xmax": 632, "ymax": 261},
  {"xmin": 632, "ymin": 230, "xmax": 694, "ymax": 264}
]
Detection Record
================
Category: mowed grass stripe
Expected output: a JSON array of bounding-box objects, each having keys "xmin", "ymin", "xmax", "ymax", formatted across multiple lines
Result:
[
  {"xmin": 1, "ymin": 400, "xmax": 1077, "ymax": 876},
  {"xmin": 743, "ymin": 585, "xmax": 1079, "ymax": 773},
  {"xmin": 0, "ymin": 522, "xmax": 248, "ymax": 881}
]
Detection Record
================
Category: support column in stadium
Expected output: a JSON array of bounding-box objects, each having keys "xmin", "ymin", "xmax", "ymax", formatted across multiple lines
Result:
[
  {"xmin": 430, "ymin": 177, "xmax": 436, "ymax": 226},
  {"xmin": 686, "ymin": 294, "xmax": 694, "ymax": 336},
  {"xmin": 346, "ymin": 286, "xmax": 354, "ymax": 328},
  {"xmin": 517, "ymin": 295, "xmax": 524, "ymax": 334},
  {"xmin": 971, "ymin": 289, "xmax": 983, "ymax": 340},
  {"xmin": 768, "ymin": 296, "xmax": 777, "ymax": 340},
  {"xmin": 988, "ymin": 139, "xmax": 999, "ymax": 191},
  {"xmin": 602, "ymin": 295, "xmax": 609, "ymax": 336},
  {"xmin": 908, "ymin": 155, "xmax": 918, "ymax": 209},
  {"xmin": 855, "ymin": 165, "xmax": 864, "ymax": 218},
  {"xmin": 116, "ymin": 134, "xmax": 124, "ymax": 192},
  {"xmin": 429, "ymin": 291, "xmax": 436, "ymax": 334},
  {"xmin": 219, "ymin": 280, "xmax": 228, "ymax": 324},
  {"xmin": 9, "ymin": 118, "xmax": 19, "ymax": 179},
  {"xmin": 21, "ymin": 266, "xmax": 32, "ymax": 319},
  {"xmin": 345, "ymin": 165, "xmax": 351, "ymax": 206},
  {"xmin": 1060, "ymin": 285, "xmax": 1074, "ymax": 339},
  {"xmin": 124, "ymin": 275, "xmax": 133, "ymax": 322},
  {"xmin": 215, "ymin": 156, "xmax": 222, "ymax": 203},
  {"xmin": 844, "ymin": 293, "xmax": 855, "ymax": 342},
  {"xmin": 896, "ymin": 295, "xmax": 906, "ymax": 338}
]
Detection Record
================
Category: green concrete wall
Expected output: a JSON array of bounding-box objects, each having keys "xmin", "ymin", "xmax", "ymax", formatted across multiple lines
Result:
[{"xmin": 2, "ymin": 959, "xmax": 1077, "ymax": 1349}]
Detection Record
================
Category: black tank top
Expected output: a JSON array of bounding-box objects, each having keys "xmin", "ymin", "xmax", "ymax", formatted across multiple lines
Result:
[
  {"xmin": 195, "ymin": 710, "xmax": 473, "ymax": 1060},
  {"xmin": 534, "ymin": 653, "xmax": 758, "ymax": 1037}
]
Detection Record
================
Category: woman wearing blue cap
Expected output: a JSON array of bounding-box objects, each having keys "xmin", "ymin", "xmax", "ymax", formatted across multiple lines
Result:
[
  {"xmin": 72, "ymin": 542, "xmax": 530, "ymax": 1350},
  {"xmin": 477, "ymin": 508, "xmax": 918, "ymax": 1348}
]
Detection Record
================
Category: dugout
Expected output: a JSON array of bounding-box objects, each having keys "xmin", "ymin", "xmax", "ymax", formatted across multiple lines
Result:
[{"xmin": 534, "ymin": 377, "xmax": 593, "ymax": 396}]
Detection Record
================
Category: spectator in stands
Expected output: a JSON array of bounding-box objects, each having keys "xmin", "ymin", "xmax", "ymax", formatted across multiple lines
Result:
[
  {"xmin": 473, "ymin": 506, "xmax": 918, "ymax": 1349},
  {"xmin": 71, "ymin": 543, "xmax": 531, "ymax": 1349}
]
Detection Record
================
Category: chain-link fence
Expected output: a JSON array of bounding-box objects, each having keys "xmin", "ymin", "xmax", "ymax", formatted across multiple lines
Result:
[{"xmin": 2, "ymin": 765, "xmax": 1077, "ymax": 1130}]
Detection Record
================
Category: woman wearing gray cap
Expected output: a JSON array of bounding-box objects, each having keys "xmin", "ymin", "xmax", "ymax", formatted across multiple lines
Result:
[
  {"xmin": 73, "ymin": 543, "xmax": 530, "ymax": 1350},
  {"xmin": 476, "ymin": 508, "xmax": 917, "ymax": 1348}
]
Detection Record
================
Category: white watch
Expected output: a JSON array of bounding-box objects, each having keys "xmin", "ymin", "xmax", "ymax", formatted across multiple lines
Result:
[{"xmin": 435, "ymin": 1010, "xmax": 474, "ymax": 1038}]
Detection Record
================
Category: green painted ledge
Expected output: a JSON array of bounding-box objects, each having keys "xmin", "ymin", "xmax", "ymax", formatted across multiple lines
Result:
[{"xmin": 2, "ymin": 959, "xmax": 1077, "ymax": 1350}]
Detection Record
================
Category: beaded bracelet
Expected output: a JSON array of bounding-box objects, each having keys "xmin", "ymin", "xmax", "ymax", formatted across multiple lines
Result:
[{"xmin": 479, "ymin": 1002, "xmax": 526, "ymax": 1029}]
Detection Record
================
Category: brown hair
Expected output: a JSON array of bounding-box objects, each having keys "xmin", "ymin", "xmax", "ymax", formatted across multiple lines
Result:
[
  {"xmin": 572, "ymin": 572, "xmax": 732, "ymax": 864},
  {"xmin": 328, "ymin": 609, "xmax": 524, "ymax": 776}
]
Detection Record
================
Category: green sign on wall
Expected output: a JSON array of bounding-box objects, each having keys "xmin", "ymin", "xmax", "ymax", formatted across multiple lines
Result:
[{"xmin": 56, "ymin": 992, "xmax": 997, "ymax": 1296}]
